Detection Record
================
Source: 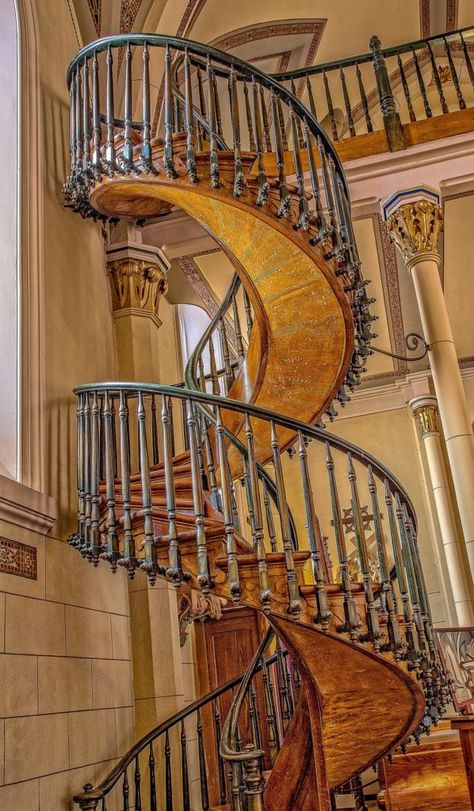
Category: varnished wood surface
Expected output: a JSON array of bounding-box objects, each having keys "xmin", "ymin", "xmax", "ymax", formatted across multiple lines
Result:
[
  {"xmin": 450, "ymin": 717, "xmax": 474, "ymax": 808},
  {"xmin": 90, "ymin": 157, "xmax": 353, "ymax": 460},
  {"xmin": 378, "ymin": 738, "xmax": 472, "ymax": 810}
]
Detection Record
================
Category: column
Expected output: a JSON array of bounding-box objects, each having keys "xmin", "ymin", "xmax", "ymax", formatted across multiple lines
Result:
[
  {"xmin": 384, "ymin": 188, "xmax": 474, "ymax": 583},
  {"xmin": 410, "ymin": 395, "xmax": 473, "ymax": 625}
]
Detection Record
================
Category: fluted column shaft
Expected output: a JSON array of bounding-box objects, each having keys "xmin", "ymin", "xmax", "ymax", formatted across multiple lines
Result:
[
  {"xmin": 387, "ymin": 196, "xmax": 474, "ymax": 584},
  {"xmin": 410, "ymin": 396, "xmax": 473, "ymax": 625}
]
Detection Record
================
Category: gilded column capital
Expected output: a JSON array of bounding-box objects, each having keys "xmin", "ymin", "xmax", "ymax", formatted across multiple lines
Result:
[
  {"xmin": 106, "ymin": 242, "xmax": 170, "ymax": 327},
  {"xmin": 385, "ymin": 199, "xmax": 443, "ymax": 264},
  {"xmin": 409, "ymin": 395, "xmax": 440, "ymax": 437}
]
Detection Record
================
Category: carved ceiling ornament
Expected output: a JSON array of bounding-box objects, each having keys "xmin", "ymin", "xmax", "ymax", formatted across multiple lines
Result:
[{"xmin": 385, "ymin": 199, "xmax": 443, "ymax": 263}]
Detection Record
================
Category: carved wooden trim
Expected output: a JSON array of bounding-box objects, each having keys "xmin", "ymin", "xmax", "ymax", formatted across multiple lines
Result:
[
  {"xmin": 0, "ymin": 537, "xmax": 37, "ymax": 580},
  {"xmin": 176, "ymin": 251, "xmax": 221, "ymax": 317}
]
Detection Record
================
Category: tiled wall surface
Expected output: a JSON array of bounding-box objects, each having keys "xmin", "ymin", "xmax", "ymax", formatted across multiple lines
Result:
[{"xmin": 0, "ymin": 521, "xmax": 136, "ymax": 811}]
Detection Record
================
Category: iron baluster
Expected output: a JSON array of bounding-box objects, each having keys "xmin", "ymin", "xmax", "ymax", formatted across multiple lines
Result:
[
  {"xmin": 461, "ymin": 32, "xmax": 474, "ymax": 90},
  {"xmin": 298, "ymin": 432, "xmax": 331, "ymax": 630},
  {"xmin": 243, "ymin": 80, "xmax": 256, "ymax": 151},
  {"xmin": 397, "ymin": 54, "xmax": 416, "ymax": 122},
  {"xmin": 367, "ymin": 466, "xmax": 402, "ymax": 658},
  {"xmin": 180, "ymin": 720, "xmax": 191, "ymax": 810},
  {"xmin": 105, "ymin": 46, "xmax": 116, "ymax": 172},
  {"xmin": 91, "ymin": 51, "xmax": 102, "ymax": 173},
  {"xmin": 151, "ymin": 394, "xmax": 159, "ymax": 465},
  {"xmin": 118, "ymin": 391, "xmax": 135, "ymax": 575},
  {"xmin": 149, "ymin": 742, "xmax": 157, "ymax": 811},
  {"xmin": 412, "ymin": 47, "xmax": 432, "ymax": 117},
  {"xmin": 444, "ymin": 35, "xmax": 466, "ymax": 109},
  {"xmin": 75, "ymin": 64, "xmax": 83, "ymax": 169},
  {"xmin": 394, "ymin": 492, "xmax": 427, "ymax": 652},
  {"xmin": 137, "ymin": 391, "xmax": 157, "ymax": 582},
  {"xmin": 206, "ymin": 56, "xmax": 220, "ymax": 188},
  {"xmin": 134, "ymin": 755, "xmax": 142, "ymax": 811},
  {"xmin": 316, "ymin": 135, "xmax": 336, "ymax": 235},
  {"xmin": 384, "ymin": 482, "xmax": 419, "ymax": 667},
  {"xmin": 340, "ymin": 66, "xmax": 356, "ymax": 136},
  {"xmin": 245, "ymin": 414, "xmax": 272, "ymax": 610},
  {"xmin": 259, "ymin": 85, "xmax": 272, "ymax": 151},
  {"xmin": 186, "ymin": 399, "xmax": 212, "ymax": 592},
  {"xmin": 229, "ymin": 65, "xmax": 245, "ymax": 196},
  {"xmin": 322, "ymin": 70, "xmax": 338, "ymax": 140},
  {"xmin": 140, "ymin": 43, "xmax": 155, "ymax": 173},
  {"xmin": 427, "ymin": 42, "xmax": 449, "ymax": 114},
  {"xmin": 270, "ymin": 89, "xmax": 292, "ymax": 218},
  {"xmin": 325, "ymin": 443, "xmax": 360, "ymax": 641},
  {"xmin": 213, "ymin": 700, "xmax": 227, "ymax": 805},
  {"xmin": 348, "ymin": 452, "xmax": 381, "ymax": 650},
  {"xmin": 271, "ymin": 422, "xmax": 301, "ymax": 616},
  {"xmin": 82, "ymin": 56, "xmax": 91, "ymax": 173},
  {"xmin": 122, "ymin": 43, "xmax": 135, "ymax": 172},
  {"xmin": 161, "ymin": 396, "xmax": 182, "ymax": 585},
  {"xmin": 122, "ymin": 769, "xmax": 130, "ymax": 811},
  {"xmin": 165, "ymin": 729, "xmax": 173, "ymax": 811},
  {"xmin": 276, "ymin": 96, "xmax": 289, "ymax": 150},
  {"xmin": 303, "ymin": 120, "xmax": 326, "ymax": 238},
  {"xmin": 289, "ymin": 102, "xmax": 310, "ymax": 230},
  {"xmin": 76, "ymin": 392, "xmax": 85, "ymax": 546},
  {"xmin": 262, "ymin": 478, "xmax": 278, "ymax": 552},
  {"xmin": 251, "ymin": 75, "xmax": 270, "ymax": 206},
  {"xmin": 355, "ymin": 62, "xmax": 373, "ymax": 132},
  {"xmin": 197, "ymin": 65, "xmax": 206, "ymax": 117},
  {"xmin": 305, "ymin": 75, "xmax": 317, "ymax": 119},
  {"xmin": 197, "ymin": 709, "xmax": 210, "ymax": 811},
  {"xmin": 216, "ymin": 405, "xmax": 241, "ymax": 601},
  {"xmin": 82, "ymin": 393, "xmax": 92, "ymax": 556},
  {"xmin": 290, "ymin": 78, "xmax": 305, "ymax": 146},
  {"xmin": 183, "ymin": 48, "xmax": 198, "ymax": 181},
  {"xmin": 103, "ymin": 391, "xmax": 119, "ymax": 570},
  {"xmin": 90, "ymin": 392, "xmax": 100, "ymax": 565},
  {"xmin": 213, "ymin": 70, "xmax": 223, "ymax": 137},
  {"xmin": 70, "ymin": 69, "xmax": 77, "ymax": 172},
  {"xmin": 163, "ymin": 45, "xmax": 177, "ymax": 178}
]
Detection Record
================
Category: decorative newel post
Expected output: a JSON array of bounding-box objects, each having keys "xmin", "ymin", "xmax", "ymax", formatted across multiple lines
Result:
[
  {"xmin": 410, "ymin": 395, "xmax": 474, "ymax": 625},
  {"xmin": 384, "ymin": 187, "xmax": 474, "ymax": 587},
  {"xmin": 370, "ymin": 34, "xmax": 406, "ymax": 151},
  {"xmin": 73, "ymin": 784, "xmax": 101, "ymax": 809},
  {"xmin": 242, "ymin": 744, "xmax": 265, "ymax": 811}
]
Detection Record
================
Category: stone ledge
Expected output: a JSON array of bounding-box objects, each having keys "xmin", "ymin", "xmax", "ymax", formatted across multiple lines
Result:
[{"xmin": 0, "ymin": 475, "xmax": 56, "ymax": 534}]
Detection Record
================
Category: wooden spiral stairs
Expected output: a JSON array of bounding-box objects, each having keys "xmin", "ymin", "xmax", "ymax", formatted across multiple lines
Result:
[{"xmin": 65, "ymin": 34, "xmax": 451, "ymax": 811}]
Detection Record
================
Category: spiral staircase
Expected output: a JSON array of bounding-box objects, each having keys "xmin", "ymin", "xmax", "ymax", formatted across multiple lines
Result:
[{"xmin": 64, "ymin": 34, "xmax": 452, "ymax": 811}]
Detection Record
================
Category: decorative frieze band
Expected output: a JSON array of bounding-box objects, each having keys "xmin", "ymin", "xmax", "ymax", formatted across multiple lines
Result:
[{"xmin": 0, "ymin": 537, "xmax": 37, "ymax": 580}]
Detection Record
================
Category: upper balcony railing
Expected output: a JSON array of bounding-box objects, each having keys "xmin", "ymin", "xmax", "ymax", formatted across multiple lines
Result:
[{"xmin": 272, "ymin": 26, "xmax": 474, "ymax": 152}]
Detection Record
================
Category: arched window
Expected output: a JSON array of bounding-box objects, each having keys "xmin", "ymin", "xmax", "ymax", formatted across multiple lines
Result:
[{"xmin": 0, "ymin": 0, "xmax": 19, "ymax": 479}]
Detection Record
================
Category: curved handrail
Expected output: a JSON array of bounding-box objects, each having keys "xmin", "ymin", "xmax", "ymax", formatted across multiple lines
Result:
[
  {"xmin": 73, "ymin": 637, "xmax": 285, "ymax": 803},
  {"xmin": 271, "ymin": 24, "xmax": 474, "ymax": 80},
  {"xmin": 65, "ymin": 32, "xmax": 348, "ymax": 194},
  {"xmin": 73, "ymin": 380, "xmax": 416, "ymax": 527}
]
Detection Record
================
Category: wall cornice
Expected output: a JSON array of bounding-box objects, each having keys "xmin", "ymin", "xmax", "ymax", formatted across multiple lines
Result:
[{"xmin": 0, "ymin": 475, "xmax": 56, "ymax": 534}]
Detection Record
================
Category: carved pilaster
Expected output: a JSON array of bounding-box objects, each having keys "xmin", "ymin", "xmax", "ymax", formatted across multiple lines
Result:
[
  {"xmin": 385, "ymin": 199, "xmax": 443, "ymax": 264},
  {"xmin": 106, "ymin": 243, "xmax": 170, "ymax": 327},
  {"xmin": 177, "ymin": 587, "xmax": 227, "ymax": 647}
]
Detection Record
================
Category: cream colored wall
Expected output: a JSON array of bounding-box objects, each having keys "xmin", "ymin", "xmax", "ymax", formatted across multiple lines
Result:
[{"xmin": 444, "ymin": 193, "xmax": 474, "ymax": 361}]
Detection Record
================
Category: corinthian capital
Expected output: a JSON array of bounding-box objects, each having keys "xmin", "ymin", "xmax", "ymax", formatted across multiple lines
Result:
[
  {"xmin": 382, "ymin": 188, "xmax": 443, "ymax": 264},
  {"xmin": 409, "ymin": 395, "xmax": 440, "ymax": 437},
  {"xmin": 106, "ymin": 242, "xmax": 170, "ymax": 326}
]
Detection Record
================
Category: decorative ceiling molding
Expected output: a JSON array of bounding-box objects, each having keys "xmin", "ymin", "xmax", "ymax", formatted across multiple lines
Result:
[
  {"xmin": 176, "ymin": 251, "xmax": 221, "ymax": 317},
  {"xmin": 86, "ymin": 0, "xmax": 101, "ymax": 36},
  {"xmin": 420, "ymin": 0, "xmax": 431, "ymax": 38},
  {"xmin": 446, "ymin": 0, "xmax": 458, "ymax": 32},
  {"xmin": 120, "ymin": 0, "xmax": 142, "ymax": 33}
]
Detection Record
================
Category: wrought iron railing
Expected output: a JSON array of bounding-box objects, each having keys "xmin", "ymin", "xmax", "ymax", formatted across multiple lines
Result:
[
  {"xmin": 69, "ymin": 382, "xmax": 450, "ymax": 733},
  {"xmin": 272, "ymin": 26, "xmax": 474, "ymax": 150},
  {"xmin": 72, "ymin": 630, "xmax": 299, "ymax": 810}
]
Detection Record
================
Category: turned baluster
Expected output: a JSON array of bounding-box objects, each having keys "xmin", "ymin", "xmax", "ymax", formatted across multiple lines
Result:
[
  {"xmin": 89, "ymin": 392, "xmax": 101, "ymax": 565},
  {"xmin": 270, "ymin": 89, "xmax": 291, "ymax": 217},
  {"xmin": 368, "ymin": 466, "xmax": 402, "ymax": 658},
  {"xmin": 276, "ymin": 644, "xmax": 291, "ymax": 730},
  {"xmin": 232, "ymin": 291, "xmax": 246, "ymax": 361},
  {"xmin": 289, "ymin": 79, "xmax": 304, "ymax": 146},
  {"xmin": 90, "ymin": 51, "xmax": 102, "ymax": 173},
  {"xmin": 122, "ymin": 769, "xmax": 130, "ymax": 811},
  {"xmin": 298, "ymin": 432, "xmax": 331, "ymax": 629},
  {"xmin": 259, "ymin": 85, "xmax": 272, "ymax": 151},
  {"xmin": 216, "ymin": 406, "xmax": 241, "ymax": 601},
  {"xmin": 248, "ymin": 680, "xmax": 262, "ymax": 750},
  {"xmin": 261, "ymin": 655, "xmax": 280, "ymax": 762},
  {"xmin": 322, "ymin": 70, "xmax": 338, "ymax": 140},
  {"xmin": 180, "ymin": 720, "xmax": 191, "ymax": 810},
  {"xmin": 271, "ymin": 422, "xmax": 301, "ymax": 616},
  {"xmin": 82, "ymin": 56, "xmax": 91, "ymax": 172},
  {"xmin": 213, "ymin": 700, "xmax": 227, "ymax": 805},
  {"xmin": 122, "ymin": 43, "xmax": 135, "ymax": 172},
  {"xmin": 227, "ymin": 64, "xmax": 245, "ymax": 196},
  {"xmin": 208, "ymin": 335, "xmax": 220, "ymax": 395},
  {"xmin": 186, "ymin": 399, "xmax": 211, "ymax": 593},
  {"xmin": 303, "ymin": 120, "xmax": 326, "ymax": 239},
  {"xmin": 137, "ymin": 391, "xmax": 157, "ymax": 582},
  {"xmin": 206, "ymin": 56, "xmax": 219, "ymax": 188},
  {"xmin": 243, "ymin": 80, "xmax": 256, "ymax": 151},
  {"xmin": 118, "ymin": 391, "xmax": 135, "ymax": 575},
  {"xmin": 243, "ymin": 288, "xmax": 253, "ymax": 340},
  {"xmin": 245, "ymin": 414, "xmax": 272, "ymax": 610},
  {"xmin": 251, "ymin": 76, "xmax": 270, "ymax": 206},
  {"xmin": 69, "ymin": 69, "xmax": 77, "ymax": 172},
  {"xmin": 461, "ymin": 32, "xmax": 474, "ymax": 90},
  {"xmin": 161, "ymin": 396, "xmax": 182, "ymax": 584},
  {"xmin": 163, "ymin": 45, "xmax": 176, "ymax": 178},
  {"xmin": 219, "ymin": 318, "xmax": 234, "ymax": 392},
  {"xmin": 165, "ymin": 729, "xmax": 173, "ymax": 811},
  {"xmin": 134, "ymin": 754, "xmax": 142, "ymax": 811},
  {"xmin": 103, "ymin": 391, "xmax": 119, "ymax": 569},
  {"xmin": 183, "ymin": 48, "xmax": 197, "ymax": 182},
  {"xmin": 76, "ymin": 393, "xmax": 85, "ymax": 546},
  {"xmin": 412, "ymin": 46, "xmax": 432, "ymax": 118},
  {"xmin": 149, "ymin": 742, "xmax": 157, "ymax": 811},
  {"xmin": 394, "ymin": 492, "xmax": 427, "ymax": 652},
  {"xmin": 200, "ymin": 412, "xmax": 220, "ymax": 508},
  {"xmin": 370, "ymin": 35, "xmax": 406, "ymax": 150},
  {"xmin": 242, "ymin": 744, "xmax": 265, "ymax": 811},
  {"xmin": 348, "ymin": 453, "xmax": 381, "ymax": 650},
  {"xmin": 262, "ymin": 479, "xmax": 278, "ymax": 552},
  {"xmin": 289, "ymin": 102, "xmax": 310, "ymax": 230},
  {"xmin": 325, "ymin": 443, "xmax": 360, "ymax": 640},
  {"xmin": 140, "ymin": 43, "xmax": 155, "ymax": 173},
  {"xmin": 276, "ymin": 96, "xmax": 289, "ymax": 150},
  {"xmin": 197, "ymin": 709, "xmax": 210, "ymax": 811},
  {"xmin": 105, "ymin": 45, "xmax": 116, "ymax": 171},
  {"xmin": 306, "ymin": 75, "xmax": 318, "ymax": 119},
  {"xmin": 75, "ymin": 64, "xmax": 83, "ymax": 170}
]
